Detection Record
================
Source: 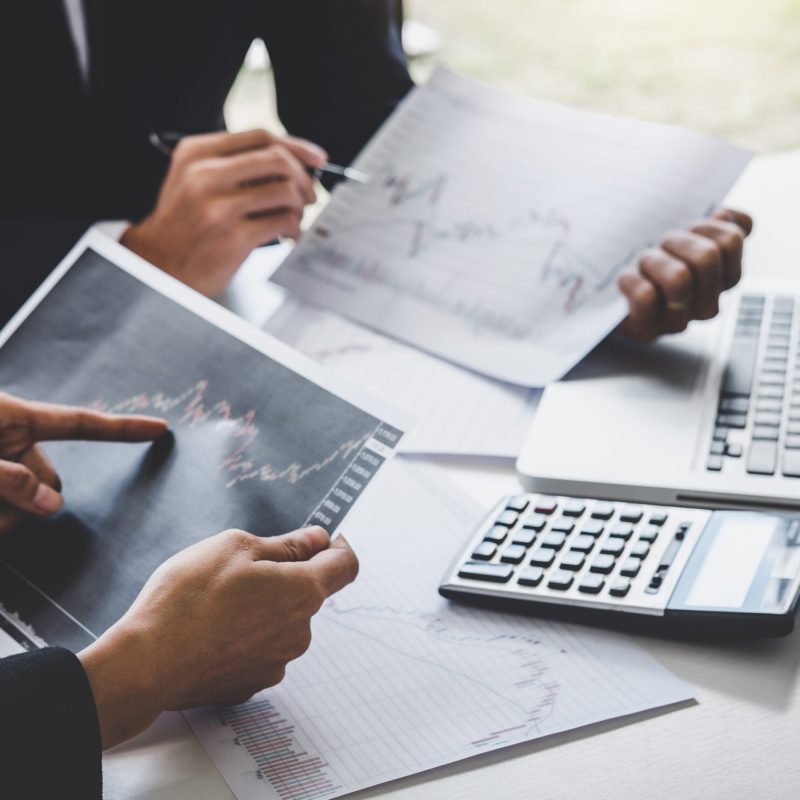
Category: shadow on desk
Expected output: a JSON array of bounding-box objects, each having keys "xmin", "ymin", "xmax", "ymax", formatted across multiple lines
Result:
[{"xmin": 642, "ymin": 629, "xmax": 800, "ymax": 711}]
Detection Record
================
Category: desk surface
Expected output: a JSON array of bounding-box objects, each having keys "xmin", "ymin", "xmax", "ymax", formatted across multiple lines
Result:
[{"xmin": 103, "ymin": 150, "xmax": 800, "ymax": 800}]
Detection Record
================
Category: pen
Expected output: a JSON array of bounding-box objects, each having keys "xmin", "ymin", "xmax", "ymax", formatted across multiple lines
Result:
[{"xmin": 148, "ymin": 131, "xmax": 371, "ymax": 184}]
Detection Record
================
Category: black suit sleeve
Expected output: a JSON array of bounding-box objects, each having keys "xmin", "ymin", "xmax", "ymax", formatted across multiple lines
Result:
[
  {"xmin": 259, "ymin": 0, "xmax": 415, "ymax": 166},
  {"xmin": 0, "ymin": 647, "xmax": 103, "ymax": 798}
]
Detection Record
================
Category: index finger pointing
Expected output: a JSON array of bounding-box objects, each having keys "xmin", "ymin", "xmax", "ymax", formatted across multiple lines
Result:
[
  {"xmin": 305, "ymin": 535, "xmax": 359, "ymax": 598},
  {"xmin": 25, "ymin": 401, "xmax": 169, "ymax": 443}
]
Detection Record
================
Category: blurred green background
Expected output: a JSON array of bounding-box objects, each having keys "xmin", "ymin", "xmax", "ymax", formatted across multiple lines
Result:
[{"xmin": 226, "ymin": 0, "xmax": 800, "ymax": 153}]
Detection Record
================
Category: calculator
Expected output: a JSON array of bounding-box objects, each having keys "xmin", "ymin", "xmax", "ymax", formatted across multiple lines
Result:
[{"xmin": 439, "ymin": 494, "xmax": 800, "ymax": 637}]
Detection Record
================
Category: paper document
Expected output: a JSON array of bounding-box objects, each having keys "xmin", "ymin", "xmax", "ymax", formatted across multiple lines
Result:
[
  {"xmin": 0, "ymin": 232, "xmax": 407, "ymax": 652},
  {"xmin": 273, "ymin": 68, "xmax": 751, "ymax": 386},
  {"xmin": 265, "ymin": 297, "xmax": 540, "ymax": 457},
  {"xmin": 186, "ymin": 459, "xmax": 692, "ymax": 800}
]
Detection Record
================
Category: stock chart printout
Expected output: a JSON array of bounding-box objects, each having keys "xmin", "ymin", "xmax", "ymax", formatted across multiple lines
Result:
[
  {"xmin": 273, "ymin": 69, "xmax": 751, "ymax": 387},
  {"xmin": 0, "ymin": 235, "xmax": 405, "ymax": 651}
]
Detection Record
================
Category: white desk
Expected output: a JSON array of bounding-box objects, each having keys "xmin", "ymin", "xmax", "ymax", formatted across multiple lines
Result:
[{"xmin": 103, "ymin": 151, "xmax": 800, "ymax": 800}]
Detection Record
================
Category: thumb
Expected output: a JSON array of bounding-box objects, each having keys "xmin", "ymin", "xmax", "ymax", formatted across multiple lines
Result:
[
  {"xmin": 251, "ymin": 526, "xmax": 331, "ymax": 563},
  {"xmin": 0, "ymin": 459, "xmax": 63, "ymax": 516}
]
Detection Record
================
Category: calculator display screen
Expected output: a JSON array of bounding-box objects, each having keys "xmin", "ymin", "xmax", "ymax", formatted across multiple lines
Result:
[{"xmin": 684, "ymin": 517, "xmax": 775, "ymax": 609}]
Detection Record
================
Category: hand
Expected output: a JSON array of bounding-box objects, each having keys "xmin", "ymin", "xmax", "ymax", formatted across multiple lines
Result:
[
  {"xmin": 78, "ymin": 526, "xmax": 358, "ymax": 749},
  {"xmin": 121, "ymin": 129, "xmax": 327, "ymax": 296},
  {"xmin": 616, "ymin": 208, "xmax": 753, "ymax": 342},
  {"xmin": 0, "ymin": 392, "xmax": 168, "ymax": 534}
]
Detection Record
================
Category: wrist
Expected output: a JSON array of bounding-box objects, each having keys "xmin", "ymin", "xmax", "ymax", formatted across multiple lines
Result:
[{"xmin": 78, "ymin": 620, "xmax": 164, "ymax": 750}]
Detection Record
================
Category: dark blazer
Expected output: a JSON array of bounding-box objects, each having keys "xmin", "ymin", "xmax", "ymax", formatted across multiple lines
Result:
[
  {"xmin": 0, "ymin": 0, "xmax": 413, "ymax": 323},
  {"xmin": 0, "ymin": 648, "xmax": 102, "ymax": 796}
]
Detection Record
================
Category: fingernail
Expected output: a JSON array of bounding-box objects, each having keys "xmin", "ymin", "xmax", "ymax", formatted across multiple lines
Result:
[{"xmin": 33, "ymin": 484, "xmax": 63, "ymax": 515}]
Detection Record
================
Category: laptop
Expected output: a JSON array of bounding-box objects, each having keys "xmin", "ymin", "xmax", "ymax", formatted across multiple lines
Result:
[{"xmin": 516, "ymin": 278, "xmax": 800, "ymax": 510}]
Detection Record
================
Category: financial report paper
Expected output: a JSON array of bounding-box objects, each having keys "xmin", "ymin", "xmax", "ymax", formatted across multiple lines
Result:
[
  {"xmin": 0, "ymin": 232, "xmax": 407, "ymax": 652},
  {"xmin": 265, "ymin": 297, "xmax": 541, "ymax": 457},
  {"xmin": 186, "ymin": 459, "xmax": 693, "ymax": 800},
  {"xmin": 272, "ymin": 68, "xmax": 752, "ymax": 386}
]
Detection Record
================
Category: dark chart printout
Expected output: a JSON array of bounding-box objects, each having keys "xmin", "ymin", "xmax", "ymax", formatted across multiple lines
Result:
[{"xmin": 0, "ymin": 249, "xmax": 402, "ymax": 651}]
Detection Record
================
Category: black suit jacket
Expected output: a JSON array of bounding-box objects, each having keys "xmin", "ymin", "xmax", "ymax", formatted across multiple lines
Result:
[
  {"xmin": 0, "ymin": 648, "xmax": 102, "ymax": 797},
  {"xmin": 0, "ymin": 0, "xmax": 413, "ymax": 323}
]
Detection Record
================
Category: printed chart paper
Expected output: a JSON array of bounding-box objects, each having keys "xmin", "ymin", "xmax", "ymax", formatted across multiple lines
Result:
[
  {"xmin": 265, "ymin": 297, "xmax": 541, "ymax": 457},
  {"xmin": 187, "ymin": 459, "xmax": 693, "ymax": 800},
  {"xmin": 0, "ymin": 232, "xmax": 407, "ymax": 652},
  {"xmin": 273, "ymin": 68, "xmax": 752, "ymax": 386}
]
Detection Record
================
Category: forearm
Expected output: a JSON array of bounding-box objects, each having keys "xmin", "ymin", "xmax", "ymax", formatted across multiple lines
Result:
[{"xmin": 78, "ymin": 620, "xmax": 164, "ymax": 751}]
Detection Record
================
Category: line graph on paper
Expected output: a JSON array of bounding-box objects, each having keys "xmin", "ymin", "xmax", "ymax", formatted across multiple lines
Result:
[
  {"xmin": 0, "ymin": 248, "xmax": 400, "ymax": 652},
  {"xmin": 89, "ymin": 380, "xmax": 368, "ymax": 489},
  {"xmin": 273, "ymin": 68, "xmax": 751, "ymax": 385},
  {"xmin": 186, "ymin": 460, "xmax": 693, "ymax": 800}
]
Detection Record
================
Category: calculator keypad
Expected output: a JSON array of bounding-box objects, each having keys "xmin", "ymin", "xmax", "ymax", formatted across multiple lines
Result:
[{"xmin": 454, "ymin": 494, "xmax": 708, "ymax": 608}]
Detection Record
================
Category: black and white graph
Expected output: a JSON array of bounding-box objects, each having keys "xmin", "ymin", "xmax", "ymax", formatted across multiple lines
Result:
[
  {"xmin": 273, "ymin": 68, "xmax": 751, "ymax": 386},
  {"xmin": 0, "ymin": 238, "xmax": 404, "ymax": 651},
  {"xmin": 187, "ymin": 460, "xmax": 692, "ymax": 800}
]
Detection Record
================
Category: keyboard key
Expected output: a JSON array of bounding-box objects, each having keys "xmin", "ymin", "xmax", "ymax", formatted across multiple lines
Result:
[
  {"xmin": 721, "ymin": 339, "xmax": 758, "ymax": 396},
  {"xmin": 758, "ymin": 386, "xmax": 784, "ymax": 400},
  {"xmin": 752, "ymin": 426, "xmax": 779, "ymax": 441},
  {"xmin": 580, "ymin": 519, "xmax": 605, "ymax": 537},
  {"xmin": 547, "ymin": 570, "xmax": 574, "ymax": 590},
  {"xmin": 517, "ymin": 566, "xmax": 544, "ymax": 587},
  {"xmin": 534, "ymin": 497, "xmax": 558, "ymax": 515},
  {"xmin": 511, "ymin": 529, "xmax": 537, "ymax": 547},
  {"xmin": 522, "ymin": 513, "xmax": 548, "ymax": 531},
  {"xmin": 505, "ymin": 495, "xmax": 530, "ymax": 513},
  {"xmin": 754, "ymin": 411, "xmax": 782, "ymax": 427},
  {"xmin": 608, "ymin": 523, "xmax": 634, "ymax": 540},
  {"xmin": 648, "ymin": 511, "xmax": 668, "ymax": 526},
  {"xmin": 709, "ymin": 441, "xmax": 725, "ymax": 456},
  {"xmin": 560, "ymin": 551, "xmax": 585, "ymax": 571},
  {"xmin": 719, "ymin": 397, "xmax": 749, "ymax": 413},
  {"xmin": 609, "ymin": 578, "xmax": 632, "ymax": 597},
  {"xmin": 782, "ymin": 450, "xmax": 800, "ymax": 478},
  {"xmin": 619, "ymin": 558, "xmax": 641, "ymax": 577},
  {"xmin": 713, "ymin": 427, "xmax": 728, "ymax": 442},
  {"xmin": 590, "ymin": 554, "xmax": 617, "ymax": 574},
  {"xmin": 786, "ymin": 436, "xmax": 800, "ymax": 449},
  {"xmin": 578, "ymin": 573, "xmax": 605, "ymax": 594},
  {"xmin": 725, "ymin": 442, "xmax": 742, "ymax": 458},
  {"xmin": 471, "ymin": 542, "xmax": 497, "ymax": 560},
  {"xmin": 550, "ymin": 518, "xmax": 575, "ymax": 535},
  {"xmin": 716, "ymin": 414, "xmax": 747, "ymax": 429},
  {"xmin": 541, "ymin": 531, "xmax": 567, "ymax": 550},
  {"xmin": 747, "ymin": 440, "xmax": 777, "ymax": 475},
  {"xmin": 484, "ymin": 525, "xmax": 508, "ymax": 544},
  {"xmin": 458, "ymin": 562, "xmax": 514, "ymax": 583},
  {"xmin": 494, "ymin": 510, "xmax": 518, "ymax": 527},
  {"xmin": 562, "ymin": 500, "xmax": 586, "ymax": 517},
  {"xmin": 530, "ymin": 548, "xmax": 556, "ymax": 567},
  {"xmin": 639, "ymin": 525, "xmax": 660, "ymax": 543},
  {"xmin": 788, "ymin": 423, "xmax": 800, "ymax": 436},
  {"xmin": 501, "ymin": 544, "xmax": 528, "ymax": 564},
  {"xmin": 619, "ymin": 506, "xmax": 643, "ymax": 523},
  {"xmin": 707, "ymin": 455, "xmax": 723, "ymax": 471},
  {"xmin": 600, "ymin": 538, "xmax": 626, "ymax": 556},
  {"xmin": 591, "ymin": 502, "xmax": 615, "ymax": 520},
  {"xmin": 630, "ymin": 541, "xmax": 651, "ymax": 559},
  {"xmin": 570, "ymin": 535, "xmax": 596, "ymax": 553},
  {"xmin": 757, "ymin": 398, "xmax": 784, "ymax": 412},
  {"xmin": 759, "ymin": 375, "xmax": 786, "ymax": 387}
]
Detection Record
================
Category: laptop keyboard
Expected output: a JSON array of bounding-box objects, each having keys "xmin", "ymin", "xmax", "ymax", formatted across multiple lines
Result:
[{"xmin": 709, "ymin": 293, "xmax": 800, "ymax": 477}]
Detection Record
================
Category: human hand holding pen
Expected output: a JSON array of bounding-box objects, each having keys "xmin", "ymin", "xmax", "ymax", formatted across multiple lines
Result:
[
  {"xmin": 121, "ymin": 129, "xmax": 328, "ymax": 296},
  {"xmin": 0, "ymin": 391, "xmax": 168, "ymax": 534}
]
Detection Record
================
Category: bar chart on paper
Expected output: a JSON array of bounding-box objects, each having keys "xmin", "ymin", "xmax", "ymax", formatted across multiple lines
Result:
[
  {"xmin": 273, "ymin": 68, "xmax": 751, "ymax": 386},
  {"xmin": 187, "ymin": 460, "xmax": 693, "ymax": 800}
]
